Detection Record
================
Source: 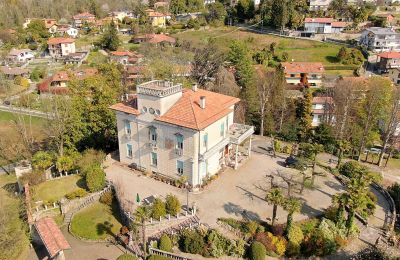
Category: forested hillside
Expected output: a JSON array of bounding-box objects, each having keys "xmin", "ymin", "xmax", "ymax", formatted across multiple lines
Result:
[{"xmin": 0, "ymin": 0, "xmax": 140, "ymax": 27}]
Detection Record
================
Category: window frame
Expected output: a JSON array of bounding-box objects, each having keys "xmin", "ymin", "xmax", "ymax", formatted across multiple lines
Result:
[
  {"xmin": 124, "ymin": 120, "xmax": 131, "ymax": 135},
  {"xmin": 175, "ymin": 134, "xmax": 184, "ymax": 150},
  {"xmin": 177, "ymin": 160, "xmax": 184, "ymax": 175},
  {"xmin": 126, "ymin": 144, "xmax": 133, "ymax": 158},
  {"xmin": 151, "ymin": 152, "xmax": 158, "ymax": 167}
]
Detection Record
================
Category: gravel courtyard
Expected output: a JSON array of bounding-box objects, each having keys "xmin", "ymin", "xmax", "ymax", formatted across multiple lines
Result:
[{"xmin": 106, "ymin": 147, "xmax": 346, "ymax": 228}]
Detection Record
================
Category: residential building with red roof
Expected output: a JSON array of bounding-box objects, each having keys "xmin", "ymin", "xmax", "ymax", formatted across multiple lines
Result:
[
  {"xmin": 377, "ymin": 51, "xmax": 400, "ymax": 73},
  {"xmin": 131, "ymin": 34, "xmax": 176, "ymax": 45},
  {"xmin": 281, "ymin": 62, "xmax": 325, "ymax": 88},
  {"xmin": 32, "ymin": 217, "xmax": 70, "ymax": 259},
  {"xmin": 110, "ymin": 51, "xmax": 144, "ymax": 65},
  {"xmin": 47, "ymin": 37, "xmax": 76, "ymax": 58},
  {"xmin": 73, "ymin": 12, "xmax": 96, "ymax": 28},
  {"xmin": 110, "ymin": 80, "xmax": 254, "ymax": 187},
  {"xmin": 312, "ymin": 96, "xmax": 334, "ymax": 127},
  {"xmin": 304, "ymin": 17, "xmax": 348, "ymax": 35},
  {"xmin": 145, "ymin": 9, "xmax": 168, "ymax": 27},
  {"xmin": 37, "ymin": 68, "xmax": 97, "ymax": 94}
]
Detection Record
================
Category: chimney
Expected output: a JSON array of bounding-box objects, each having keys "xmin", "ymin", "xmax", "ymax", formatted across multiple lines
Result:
[
  {"xmin": 200, "ymin": 96, "xmax": 206, "ymax": 109},
  {"xmin": 192, "ymin": 83, "xmax": 198, "ymax": 92}
]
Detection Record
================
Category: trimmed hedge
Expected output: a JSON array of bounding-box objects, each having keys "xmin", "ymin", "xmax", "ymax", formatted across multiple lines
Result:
[
  {"xmin": 250, "ymin": 241, "xmax": 266, "ymax": 260},
  {"xmin": 159, "ymin": 234, "xmax": 173, "ymax": 252}
]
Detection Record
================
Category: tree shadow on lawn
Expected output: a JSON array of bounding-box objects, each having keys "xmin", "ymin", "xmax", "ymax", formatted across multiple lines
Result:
[
  {"xmin": 76, "ymin": 177, "xmax": 87, "ymax": 189},
  {"xmin": 96, "ymin": 221, "xmax": 115, "ymax": 238},
  {"xmin": 223, "ymin": 202, "xmax": 261, "ymax": 221},
  {"xmin": 325, "ymin": 55, "xmax": 340, "ymax": 63},
  {"xmin": 2, "ymin": 182, "xmax": 18, "ymax": 195}
]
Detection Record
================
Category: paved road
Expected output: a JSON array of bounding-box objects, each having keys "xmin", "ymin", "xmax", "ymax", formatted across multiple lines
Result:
[{"xmin": 0, "ymin": 104, "xmax": 52, "ymax": 119}]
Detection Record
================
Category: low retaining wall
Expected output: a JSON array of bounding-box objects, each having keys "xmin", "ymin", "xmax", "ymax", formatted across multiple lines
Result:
[{"xmin": 149, "ymin": 247, "xmax": 192, "ymax": 260}]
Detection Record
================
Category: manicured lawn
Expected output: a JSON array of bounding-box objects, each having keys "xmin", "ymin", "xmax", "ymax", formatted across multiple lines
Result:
[
  {"xmin": 174, "ymin": 27, "xmax": 357, "ymax": 71},
  {"xmin": 0, "ymin": 174, "xmax": 30, "ymax": 259},
  {"xmin": 32, "ymin": 174, "xmax": 84, "ymax": 203},
  {"xmin": 70, "ymin": 201, "xmax": 123, "ymax": 240}
]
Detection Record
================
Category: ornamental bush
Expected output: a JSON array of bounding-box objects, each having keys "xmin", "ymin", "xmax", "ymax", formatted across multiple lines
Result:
[
  {"xmin": 65, "ymin": 189, "xmax": 88, "ymax": 200},
  {"xmin": 287, "ymin": 224, "xmax": 304, "ymax": 246},
  {"xmin": 151, "ymin": 198, "xmax": 166, "ymax": 219},
  {"xmin": 85, "ymin": 164, "xmax": 106, "ymax": 192},
  {"xmin": 116, "ymin": 254, "xmax": 138, "ymax": 260},
  {"xmin": 159, "ymin": 234, "xmax": 173, "ymax": 252},
  {"xmin": 250, "ymin": 241, "xmax": 266, "ymax": 260},
  {"xmin": 180, "ymin": 230, "xmax": 205, "ymax": 255},
  {"xmin": 165, "ymin": 194, "xmax": 181, "ymax": 216},
  {"xmin": 244, "ymin": 221, "xmax": 259, "ymax": 237},
  {"xmin": 99, "ymin": 190, "xmax": 113, "ymax": 206}
]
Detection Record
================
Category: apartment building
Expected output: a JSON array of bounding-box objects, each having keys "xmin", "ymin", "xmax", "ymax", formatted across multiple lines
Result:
[
  {"xmin": 47, "ymin": 38, "xmax": 76, "ymax": 58},
  {"xmin": 359, "ymin": 27, "xmax": 400, "ymax": 53},
  {"xmin": 110, "ymin": 80, "xmax": 254, "ymax": 187},
  {"xmin": 281, "ymin": 62, "xmax": 325, "ymax": 88}
]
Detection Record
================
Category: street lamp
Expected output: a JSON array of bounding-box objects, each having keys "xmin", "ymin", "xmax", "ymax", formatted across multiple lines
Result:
[{"xmin": 185, "ymin": 181, "xmax": 189, "ymax": 212}]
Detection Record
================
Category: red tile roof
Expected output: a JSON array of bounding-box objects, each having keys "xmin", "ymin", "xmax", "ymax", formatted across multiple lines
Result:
[
  {"xmin": 378, "ymin": 52, "xmax": 400, "ymax": 59},
  {"xmin": 147, "ymin": 34, "xmax": 176, "ymax": 44},
  {"xmin": 305, "ymin": 17, "xmax": 334, "ymax": 23},
  {"xmin": 47, "ymin": 37, "xmax": 75, "ymax": 44},
  {"xmin": 312, "ymin": 96, "xmax": 333, "ymax": 104},
  {"xmin": 282, "ymin": 62, "xmax": 325, "ymax": 73},
  {"xmin": 156, "ymin": 89, "xmax": 240, "ymax": 130},
  {"xmin": 34, "ymin": 217, "xmax": 70, "ymax": 258},
  {"xmin": 331, "ymin": 21, "xmax": 348, "ymax": 28},
  {"xmin": 109, "ymin": 95, "xmax": 140, "ymax": 115}
]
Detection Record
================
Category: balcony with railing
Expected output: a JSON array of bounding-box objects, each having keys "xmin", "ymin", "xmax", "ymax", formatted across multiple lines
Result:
[{"xmin": 228, "ymin": 123, "xmax": 254, "ymax": 144}]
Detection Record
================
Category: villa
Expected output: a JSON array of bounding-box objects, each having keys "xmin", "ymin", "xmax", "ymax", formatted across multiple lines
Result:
[
  {"xmin": 281, "ymin": 62, "xmax": 325, "ymax": 88},
  {"xmin": 110, "ymin": 80, "xmax": 254, "ymax": 187}
]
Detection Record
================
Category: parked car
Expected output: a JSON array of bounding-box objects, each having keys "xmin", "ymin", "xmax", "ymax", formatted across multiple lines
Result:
[{"xmin": 3, "ymin": 100, "xmax": 10, "ymax": 105}]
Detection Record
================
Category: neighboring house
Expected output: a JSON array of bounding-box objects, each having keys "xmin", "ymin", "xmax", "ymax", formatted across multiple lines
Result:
[
  {"xmin": 377, "ymin": 51, "xmax": 400, "ymax": 73},
  {"xmin": 108, "ymin": 11, "xmax": 136, "ymax": 21},
  {"xmin": 6, "ymin": 49, "xmax": 34, "ymax": 64},
  {"xmin": 43, "ymin": 19, "xmax": 57, "ymax": 29},
  {"xmin": 109, "ymin": 51, "xmax": 144, "ymax": 65},
  {"xmin": 47, "ymin": 38, "xmax": 76, "ymax": 58},
  {"xmin": 388, "ymin": 68, "xmax": 400, "ymax": 84},
  {"xmin": 359, "ymin": 27, "xmax": 400, "ymax": 53},
  {"xmin": 131, "ymin": 34, "xmax": 176, "ymax": 45},
  {"xmin": 109, "ymin": 80, "xmax": 254, "ymax": 187},
  {"xmin": 281, "ymin": 62, "xmax": 325, "ymax": 88},
  {"xmin": 73, "ymin": 12, "xmax": 96, "ymax": 28},
  {"xmin": 304, "ymin": 18, "xmax": 348, "ymax": 34},
  {"xmin": 145, "ymin": 9, "xmax": 167, "ymax": 27},
  {"xmin": 309, "ymin": 0, "xmax": 332, "ymax": 11},
  {"xmin": 311, "ymin": 96, "xmax": 334, "ymax": 127},
  {"xmin": 23, "ymin": 18, "xmax": 56, "ymax": 29},
  {"xmin": 49, "ymin": 24, "xmax": 79, "ymax": 38},
  {"xmin": 32, "ymin": 217, "xmax": 70, "ymax": 260},
  {"xmin": 175, "ymin": 12, "xmax": 202, "ymax": 22},
  {"xmin": 124, "ymin": 65, "xmax": 145, "ymax": 86},
  {"xmin": 0, "ymin": 66, "xmax": 30, "ymax": 79},
  {"xmin": 154, "ymin": 2, "xmax": 169, "ymax": 9},
  {"xmin": 376, "ymin": 14, "xmax": 395, "ymax": 26},
  {"xmin": 37, "ymin": 68, "xmax": 97, "ymax": 94},
  {"xmin": 64, "ymin": 51, "xmax": 88, "ymax": 65}
]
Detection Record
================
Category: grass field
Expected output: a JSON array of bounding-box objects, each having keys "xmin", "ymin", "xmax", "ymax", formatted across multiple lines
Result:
[
  {"xmin": 0, "ymin": 110, "xmax": 46, "ymax": 125},
  {"xmin": 31, "ymin": 174, "xmax": 84, "ymax": 203},
  {"xmin": 70, "ymin": 201, "xmax": 123, "ymax": 240},
  {"xmin": 174, "ymin": 27, "xmax": 354, "ymax": 69},
  {"xmin": 0, "ymin": 174, "xmax": 30, "ymax": 259}
]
